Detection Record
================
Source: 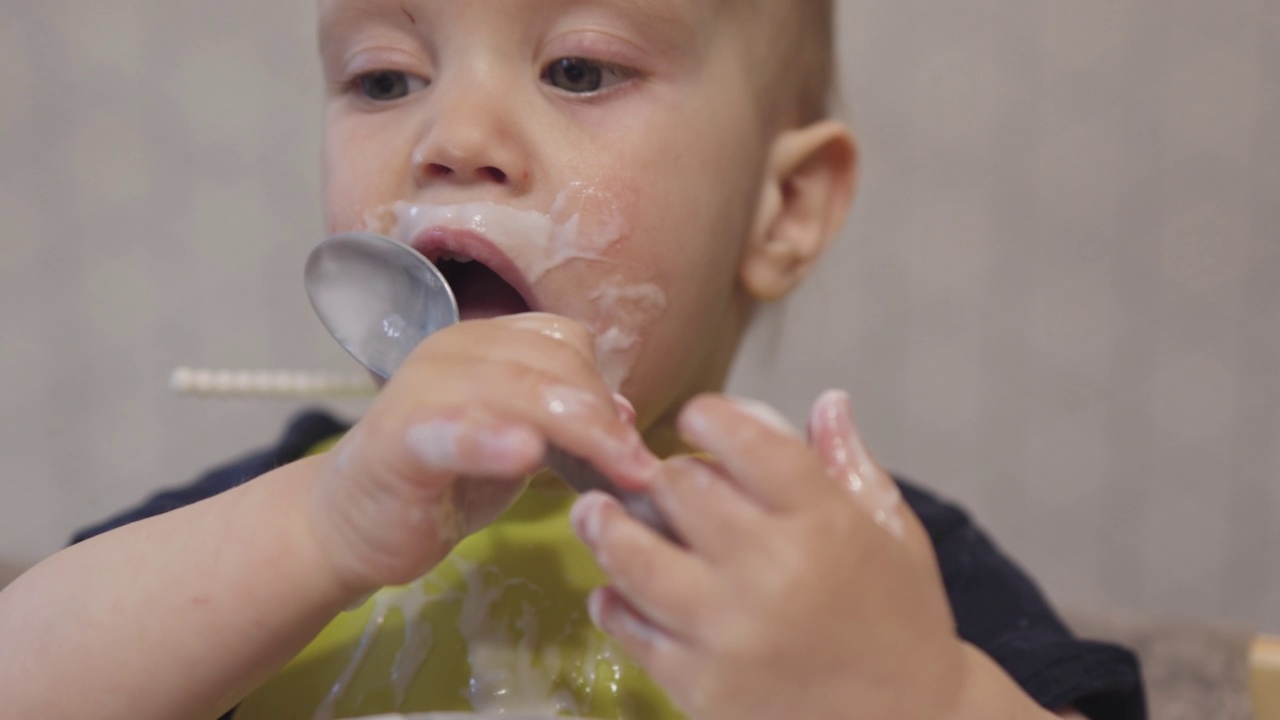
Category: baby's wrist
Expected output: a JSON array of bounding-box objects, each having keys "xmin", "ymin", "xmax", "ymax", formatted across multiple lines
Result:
[
  {"xmin": 302, "ymin": 447, "xmax": 459, "ymax": 596},
  {"xmin": 224, "ymin": 454, "xmax": 382, "ymax": 612},
  {"xmin": 295, "ymin": 453, "xmax": 393, "ymax": 599}
]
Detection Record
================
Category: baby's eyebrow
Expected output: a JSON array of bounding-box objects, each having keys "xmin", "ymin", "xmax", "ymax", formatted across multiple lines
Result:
[
  {"xmin": 592, "ymin": 0, "xmax": 696, "ymax": 26},
  {"xmin": 567, "ymin": 0, "xmax": 709, "ymax": 50},
  {"xmin": 318, "ymin": 0, "xmax": 394, "ymax": 48},
  {"xmin": 599, "ymin": 0, "xmax": 711, "ymax": 31},
  {"xmin": 318, "ymin": 0, "xmax": 434, "ymax": 50},
  {"xmin": 317, "ymin": 0, "xmax": 708, "ymax": 53}
]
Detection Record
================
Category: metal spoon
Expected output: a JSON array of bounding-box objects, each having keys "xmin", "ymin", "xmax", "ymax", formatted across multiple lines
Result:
[{"xmin": 304, "ymin": 232, "xmax": 674, "ymax": 540}]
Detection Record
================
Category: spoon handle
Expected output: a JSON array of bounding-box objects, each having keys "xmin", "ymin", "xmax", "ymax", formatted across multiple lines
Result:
[{"xmin": 544, "ymin": 446, "xmax": 679, "ymax": 544}]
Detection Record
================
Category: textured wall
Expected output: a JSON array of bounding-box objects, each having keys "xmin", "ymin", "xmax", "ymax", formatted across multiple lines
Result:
[{"xmin": 1, "ymin": 1, "xmax": 1277, "ymax": 630}]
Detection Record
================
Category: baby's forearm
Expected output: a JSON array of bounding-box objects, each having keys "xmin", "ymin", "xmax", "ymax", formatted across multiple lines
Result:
[{"xmin": 0, "ymin": 455, "xmax": 360, "ymax": 720}]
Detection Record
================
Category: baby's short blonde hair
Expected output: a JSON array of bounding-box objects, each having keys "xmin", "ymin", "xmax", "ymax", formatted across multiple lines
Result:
[
  {"xmin": 745, "ymin": 0, "xmax": 837, "ymax": 126},
  {"xmin": 791, "ymin": 0, "xmax": 836, "ymax": 122}
]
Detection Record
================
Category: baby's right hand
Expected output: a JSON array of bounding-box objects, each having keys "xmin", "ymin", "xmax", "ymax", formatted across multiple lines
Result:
[{"xmin": 305, "ymin": 313, "xmax": 658, "ymax": 594}]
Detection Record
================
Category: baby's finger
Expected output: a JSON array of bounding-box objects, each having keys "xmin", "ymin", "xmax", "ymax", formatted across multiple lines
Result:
[
  {"xmin": 649, "ymin": 457, "xmax": 765, "ymax": 562},
  {"xmin": 809, "ymin": 390, "xmax": 906, "ymax": 538},
  {"xmin": 411, "ymin": 315, "xmax": 595, "ymax": 378},
  {"xmin": 415, "ymin": 316, "xmax": 604, "ymax": 400},
  {"xmin": 587, "ymin": 586, "xmax": 689, "ymax": 687},
  {"xmin": 401, "ymin": 321, "xmax": 657, "ymax": 488},
  {"xmin": 405, "ymin": 411, "xmax": 544, "ymax": 477},
  {"xmin": 393, "ymin": 353, "xmax": 657, "ymax": 489},
  {"xmin": 482, "ymin": 311, "xmax": 600, "ymax": 364},
  {"xmin": 676, "ymin": 395, "xmax": 834, "ymax": 512},
  {"xmin": 571, "ymin": 492, "xmax": 711, "ymax": 640}
]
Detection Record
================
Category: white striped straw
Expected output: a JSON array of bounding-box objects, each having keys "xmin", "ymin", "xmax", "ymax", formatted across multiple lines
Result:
[{"xmin": 169, "ymin": 367, "xmax": 377, "ymax": 399}]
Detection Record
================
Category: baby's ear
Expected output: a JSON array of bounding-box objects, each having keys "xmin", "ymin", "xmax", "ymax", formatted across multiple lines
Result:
[{"xmin": 741, "ymin": 120, "xmax": 857, "ymax": 301}]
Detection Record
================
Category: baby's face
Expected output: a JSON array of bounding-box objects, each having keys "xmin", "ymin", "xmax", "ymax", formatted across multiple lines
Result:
[{"xmin": 320, "ymin": 0, "xmax": 773, "ymax": 427}]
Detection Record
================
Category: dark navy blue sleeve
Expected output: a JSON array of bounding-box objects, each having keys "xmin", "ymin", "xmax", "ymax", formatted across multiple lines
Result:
[
  {"xmin": 898, "ymin": 479, "xmax": 1146, "ymax": 720},
  {"xmin": 71, "ymin": 410, "xmax": 349, "ymax": 544}
]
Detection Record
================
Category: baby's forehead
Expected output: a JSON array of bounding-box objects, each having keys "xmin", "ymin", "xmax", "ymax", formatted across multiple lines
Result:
[{"xmin": 316, "ymin": 0, "xmax": 721, "ymax": 15}]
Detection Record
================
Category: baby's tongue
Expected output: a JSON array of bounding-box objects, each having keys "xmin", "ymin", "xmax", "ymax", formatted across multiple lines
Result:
[{"xmin": 450, "ymin": 261, "xmax": 531, "ymax": 321}]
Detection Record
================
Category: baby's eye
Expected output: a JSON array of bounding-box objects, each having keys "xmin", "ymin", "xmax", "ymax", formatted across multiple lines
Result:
[
  {"xmin": 353, "ymin": 70, "xmax": 428, "ymax": 102},
  {"xmin": 541, "ymin": 57, "xmax": 636, "ymax": 95}
]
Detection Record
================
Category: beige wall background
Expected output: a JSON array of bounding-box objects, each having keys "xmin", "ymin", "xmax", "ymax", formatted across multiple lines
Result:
[{"xmin": 1, "ymin": 0, "xmax": 1277, "ymax": 630}]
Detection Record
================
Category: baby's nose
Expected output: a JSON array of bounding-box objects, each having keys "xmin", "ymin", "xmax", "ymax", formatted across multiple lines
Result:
[
  {"xmin": 415, "ymin": 149, "xmax": 509, "ymax": 185},
  {"xmin": 411, "ymin": 90, "xmax": 530, "ymax": 190}
]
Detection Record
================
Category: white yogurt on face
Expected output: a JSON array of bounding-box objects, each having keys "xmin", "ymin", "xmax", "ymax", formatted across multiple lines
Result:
[
  {"xmin": 369, "ymin": 182, "xmax": 625, "ymax": 284},
  {"xmin": 365, "ymin": 183, "xmax": 666, "ymax": 390},
  {"xmin": 391, "ymin": 202, "xmax": 580, "ymax": 283},
  {"xmin": 586, "ymin": 282, "xmax": 667, "ymax": 391}
]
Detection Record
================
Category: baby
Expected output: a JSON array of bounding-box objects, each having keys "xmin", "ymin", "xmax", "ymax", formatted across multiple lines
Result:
[{"xmin": 0, "ymin": 1, "xmax": 1145, "ymax": 719}]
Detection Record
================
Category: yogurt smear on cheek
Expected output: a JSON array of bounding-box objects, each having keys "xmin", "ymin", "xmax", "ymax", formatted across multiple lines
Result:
[{"xmin": 364, "ymin": 183, "xmax": 666, "ymax": 391}]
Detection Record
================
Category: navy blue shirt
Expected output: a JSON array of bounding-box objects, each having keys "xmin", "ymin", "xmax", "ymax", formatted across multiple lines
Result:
[{"xmin": 74, "ymin": 410, "xmax": 1146, "ymax": 719}]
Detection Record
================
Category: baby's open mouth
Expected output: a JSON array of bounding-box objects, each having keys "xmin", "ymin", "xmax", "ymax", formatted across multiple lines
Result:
[
  {"xmin": 412, "ymin": 228, "xmax": 538, "ymax": 321},
  {"xmin": 435, "ymin": 253, "xmax": 532, "ymax": 321}
]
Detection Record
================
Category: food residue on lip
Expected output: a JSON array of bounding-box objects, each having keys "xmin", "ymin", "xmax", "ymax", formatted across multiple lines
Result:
[
  {"xmin": 362, "ymin": 182, "xmax": 666, "ymax": 390},
  {"xmin": 364, "ymin": 182, "xmax": 626, "ymax": 284}
]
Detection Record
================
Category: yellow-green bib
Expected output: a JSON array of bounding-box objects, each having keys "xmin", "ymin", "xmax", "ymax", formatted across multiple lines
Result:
[{"xmin": 236, "ymin": 437, "xmax": 682, "ymax": 720}]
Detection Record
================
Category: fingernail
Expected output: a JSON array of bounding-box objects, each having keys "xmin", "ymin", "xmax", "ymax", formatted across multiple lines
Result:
[
  {"xmin": 621, "ymin": 432, "xmax": 662, "ymax": 483},
  {"xmin": 811, "ymin": 390, "xmax": 853, "ymax": 467},
  {"xmin": 616, "ymin": 607, "xmax": 663, "ymax": 645},
  {"xmin": 727, "ymin": 397, "xmax": 801, "ymax": 437},
  {"xmin": 813, "ymin": 391, "xmax": 908, "ymax": 539},
  {"xmin": 613, "ymin": 393, "xmax": 637, "ymax": 424},
  {"xmin": 815, "ymin": 389, "xmax": 851, "ymax": 431},
  {"xmin": 594, "ymin": 425, "xmax": 660, "ymax": 484},
  {"xmin": 832, "ymin": 390, "xmax": 876, "ymax": 471},
  {"xmin": 571, "ymin": 492, "xmax": 609, "ymax": 547},
  {"xmin": 587, "ymin": 588, "xmax": 606, "ymax": 628}
]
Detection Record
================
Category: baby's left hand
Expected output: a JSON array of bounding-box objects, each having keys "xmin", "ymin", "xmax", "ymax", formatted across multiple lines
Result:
[{"xmin": 570, "ymin": 391, "xmax": 971, "ymax": 720}]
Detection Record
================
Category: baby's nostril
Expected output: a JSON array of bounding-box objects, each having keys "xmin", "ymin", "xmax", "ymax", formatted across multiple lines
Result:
[{"xmin": 423, "ymin": 163, "xmax": 505, "ymax": 183}]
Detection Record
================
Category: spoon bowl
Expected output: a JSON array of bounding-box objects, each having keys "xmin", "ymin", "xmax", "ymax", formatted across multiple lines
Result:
[{"xmin": 305, "ymin": 232, "xmax": 459, "ymax": 380}]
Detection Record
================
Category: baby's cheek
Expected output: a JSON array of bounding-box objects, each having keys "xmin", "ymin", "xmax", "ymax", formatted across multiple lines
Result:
[
  {"xmin": 559, "ymin": 180, "xmax": 671, "ymax": 392},
  {"xmin": 322, "ymin": 141, "xmax": 403, "ymax": 236},
  {"xmin": 321, "ymin": 174, "xmax": 371, "ymax": 236}
]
